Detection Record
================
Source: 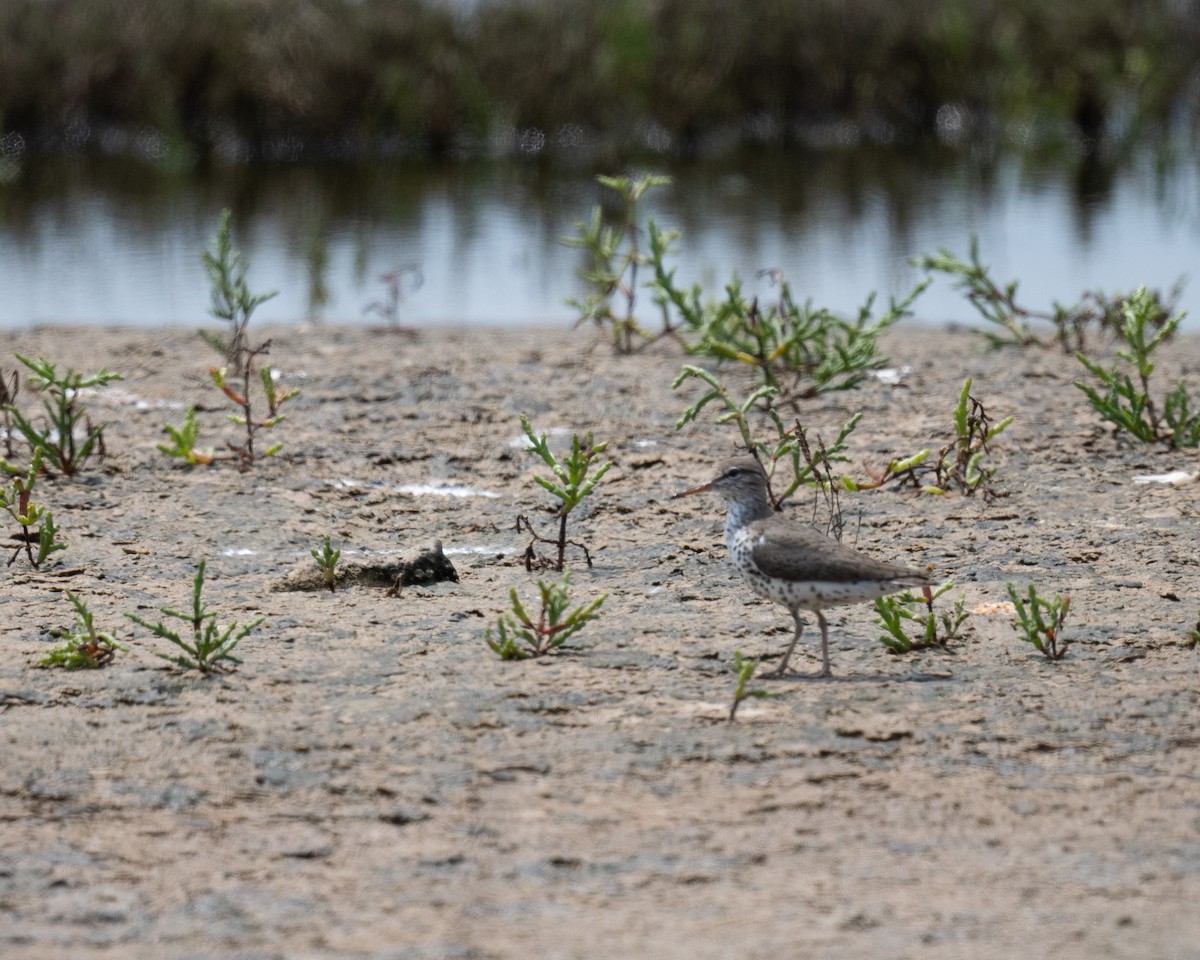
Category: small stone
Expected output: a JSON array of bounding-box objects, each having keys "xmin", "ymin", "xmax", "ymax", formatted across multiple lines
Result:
[{"xmin": 379, "ymin": 807, "xmax": 431, "ymax": 826}]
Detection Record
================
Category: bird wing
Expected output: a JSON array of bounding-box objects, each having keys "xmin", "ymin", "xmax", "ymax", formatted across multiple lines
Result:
[{"xmin": 748, "ymin": 521, "xmax": 926, "ymax": 585}]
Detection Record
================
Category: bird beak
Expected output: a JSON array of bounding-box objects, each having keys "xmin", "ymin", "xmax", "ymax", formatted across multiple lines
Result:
[{"xmin": 671, "ymin": 479, "xmax": 713, "ymax": 499}]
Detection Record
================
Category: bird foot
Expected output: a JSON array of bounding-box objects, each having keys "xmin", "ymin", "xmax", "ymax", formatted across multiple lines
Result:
[{"xmin": 761, "ymin": 665, "xmax": 833, "ymax": 681}]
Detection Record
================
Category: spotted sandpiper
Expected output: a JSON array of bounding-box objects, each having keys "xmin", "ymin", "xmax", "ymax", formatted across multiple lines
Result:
[{"xmin": 674, "ymin": 456, "xmax": 928, "ymax": 678}]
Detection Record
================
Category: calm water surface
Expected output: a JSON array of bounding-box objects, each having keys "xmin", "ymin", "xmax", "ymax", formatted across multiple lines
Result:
[{"xmin": 1, "ymin": 144, "xmax": 1198, "ymax": 330}]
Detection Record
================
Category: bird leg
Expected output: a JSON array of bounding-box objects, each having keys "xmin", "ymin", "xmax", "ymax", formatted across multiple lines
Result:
[
  {"xmin": 814, "ymin": 610, "xmax": 833, "ymax": 678},
  {"xmin": 762, "ymin": 611, "xmax": 803, "ymax": 677},
  {"xmin": 763, "ymin": 609, "xmax": 833, "ymax": 680}
]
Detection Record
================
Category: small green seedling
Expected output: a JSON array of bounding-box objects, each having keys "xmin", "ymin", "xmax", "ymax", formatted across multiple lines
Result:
[
  {"xmin": 874, "ymin": 579, "xmax": 968, "ymax": 653},
  {"xmin": 4, "ymin": 354, "xmax": 122, "ymax": 476},
  {"xmin": 1075, "ymin": 286, "xmax": 1199, "ymax": 448},
  {"xmin": 40, "ymin": 591, "xmax": 126, "ymax": 669},
  {"xmin": 311, "ymin": 535, "xmax": 341, "ymax": 592},
  {"xmin": 1, "ymin": 449, "xmax": 67, "ymax": 567},
  {"xmin": 161, "ymin": 363, "xmax": 299, "ymax": 470},
  {"xmin": 485, "ymin": 573, "xmax": 607, "ymax": 660},
  {"xmin": 562, "ymin": 173, "xmax": 673, "ymax": 353},
  {"xmin": 126, "ymin": 558, "xmax": 264, "ymax": 673},
  {"xmin": 1007, "ymin": 582, "xmax": 1071, "ymax": 660},
  {"xmin": 157, "ymin": 406, "xmax": 215, "ymax": 464},
  {"xmin": 849, "ymin": 378, "xmax": 1011, "ymax": 498},
  {"xmin": 728, "ymin": 649, "xmax": 779, "ymax": 721},
  {"xmin": 201, "ymin": 208, "xmax": 278, "ymax": 372},
  {"xmin": 1188, "ymin": 615, "xmax": 1200, "ymax": 649},
  {"xmin": 211, "ymin": 361, "xmax": 300, "ymax": 468},
  {"xmin": 187, "ymin": 210, "xmax": 299, "ymax": 469},
  {"xmin": 932, "ymin": 378, "xmax": 1013, "ymax": 495},
  {"xmin": 517, "ymin": 413, "xmax": 612, "ymax": 571}
]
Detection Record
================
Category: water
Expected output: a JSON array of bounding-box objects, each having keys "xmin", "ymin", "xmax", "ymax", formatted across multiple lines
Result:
[{"xmin": 1, "ymin": 143, "xmax": 1198, "ymax": 330}]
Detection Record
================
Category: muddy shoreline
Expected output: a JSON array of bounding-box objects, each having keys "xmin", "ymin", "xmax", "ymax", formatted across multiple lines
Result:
[{"xmin": 2, "ymin": 322, "xmax": 1199, "ymax": 958}]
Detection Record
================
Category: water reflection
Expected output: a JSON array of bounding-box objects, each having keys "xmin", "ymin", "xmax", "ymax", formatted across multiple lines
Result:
[{"xmin": 0, "ymin": 143, "xmax": 1197, "ymax": 329}]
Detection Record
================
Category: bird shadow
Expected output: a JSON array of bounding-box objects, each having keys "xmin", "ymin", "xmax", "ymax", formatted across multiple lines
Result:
[{"xmin": 766, "ymin": 670, "xmax": 955, "ymax": 684}]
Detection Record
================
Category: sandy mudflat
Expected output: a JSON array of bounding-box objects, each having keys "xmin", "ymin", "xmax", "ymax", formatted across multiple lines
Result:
[{"xmin": 2, "ymin": 321, "xmax": 1199, "ymax": 959}]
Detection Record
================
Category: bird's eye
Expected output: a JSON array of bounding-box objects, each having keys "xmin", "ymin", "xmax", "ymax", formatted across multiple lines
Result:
[{"xmin": 726, "ymin": 468, "xmax": 741, "ymax": 477}]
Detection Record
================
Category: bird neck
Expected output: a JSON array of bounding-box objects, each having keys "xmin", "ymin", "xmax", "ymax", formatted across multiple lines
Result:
[{"xmin": 723, "ymin": 493, "xmax": 773, "ymax": 537}]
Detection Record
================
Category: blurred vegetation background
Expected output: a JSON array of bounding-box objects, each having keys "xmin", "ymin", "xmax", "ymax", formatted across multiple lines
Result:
[{"xmin": 0, "ymin": 0, "xmax": 1197, "ymax": 163}]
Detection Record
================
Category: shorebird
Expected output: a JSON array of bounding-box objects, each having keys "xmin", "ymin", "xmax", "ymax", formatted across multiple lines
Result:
[{"xmin": 674, "ymin": 456, "xmax": 928, "ymax": 678}]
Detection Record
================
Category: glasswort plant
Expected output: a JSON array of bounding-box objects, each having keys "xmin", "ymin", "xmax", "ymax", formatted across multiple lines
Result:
[
  {"xmin": 1074, "ymin": 286, "xmax": 1199, "ymax": 448},
  {"xmin": 1007, "ymin": 582, "xmax": 1071, "ymax": 660},
  {"xmin": 0, "ymin": 449, "xmax": 67, "ymax": 568},
  {"xmin": 311, "ymin": 535, "xmax": 341, "ymax": 592},
  {"xmin": 126, "ymin": 558, "xmax": 264, "ymax": 673},
  {"xmin": 517, "ymin": 413, "xmax": 612, "ymax": 571},
  {"xmin": 5, "ymin": 354, "xmax": 122, "ymax": 476},
  {"xmin": 728, "ymin": 649, "xmax": 779, "ymax": 721},
  {"xmin": 915, "ymin": 236, "xmax": 1181, "ymax": 352},
  {"xmin": 157, "ymin": 406, "xmax": 215, "ymax": 465},
  {"xmin": 210, "ymin": 360, "xmax": 300, "ymax": 468},
  {"xmin": 848, "ymin": 378, "xmax": 1011, "ymax": 498},
  {"xmin": 562, "ymin": 173, "xmax": 673, "ymax": 353},
  {"xmin": 690, "ymin": 274, "xmax": 927, "ymax": 402},
  {"xmin": 874, "ymin": 579, "xmax": 968, "ymax": 653},
  {"xmin": 201, "ymin": 208, "xmax": 278, "ymax": 372},
  {"xmin": 40, "ymin": 591, "xmax": 126, "ymax": 669},
  {"xmin": 162, "ymin": 213, "xmax": 299, "ymax": 470},
  {"xmin": 485, "ymin": 573, "xmax": 607, "ymax": 660}
]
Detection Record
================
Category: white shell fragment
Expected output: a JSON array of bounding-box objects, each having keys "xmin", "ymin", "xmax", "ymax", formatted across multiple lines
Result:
[{"xmin": 1131, "ymin": 471, "xmax": 1196, "ymax": 485}]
